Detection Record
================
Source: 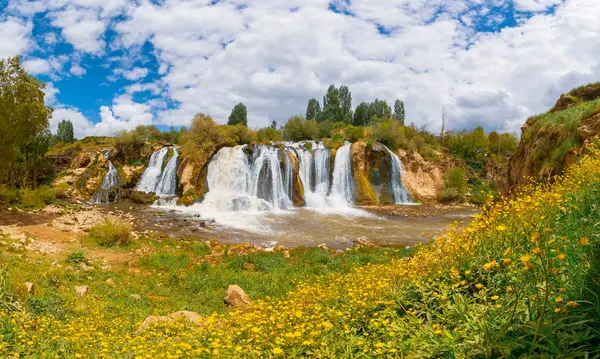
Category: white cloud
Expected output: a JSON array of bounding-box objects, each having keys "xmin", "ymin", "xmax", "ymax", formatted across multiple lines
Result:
[
  {"xmin": 5, "ymin": 0, "xmax": 600, "ymax": 137},
  {"xmin": 0, "ymin": 17, "xmax": 33, "ymax": 58},
  {"xmin": 23, "ymin": 58, "xmax": 51, "ymax": 74},
  {"xmin": 43, "ymin": 82, "xmax": 59, "ymax": 105},
  {"xmin": 121, "ymin": 67, "xmax": 149, "ymax": 81}
]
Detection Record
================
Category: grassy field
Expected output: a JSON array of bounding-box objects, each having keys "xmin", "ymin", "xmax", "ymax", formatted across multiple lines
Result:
[{"xmin": 2, "ymin": 140, "xmax": 600, "ymax": 357}]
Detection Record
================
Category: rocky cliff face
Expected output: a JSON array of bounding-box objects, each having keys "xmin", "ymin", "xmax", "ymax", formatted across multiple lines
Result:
[{"xmin": 397, "ymin": 150, "xmax": 454, "ymax": 203}]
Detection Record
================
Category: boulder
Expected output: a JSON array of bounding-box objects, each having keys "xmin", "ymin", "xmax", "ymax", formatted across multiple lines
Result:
[
  {"xmin": 353, "ymin": 236, "xmax": 375, "ymax": 247},
  {"xmin": 130, "ymin": 294, "xmax": 141, "ymax": 301},
  {"xmin": 105, "ymin": 278, "xmax": 116, "ymax": 287},
  {"xmin": 74, "ymin": 285, "xmax": 89, "ymax": 296},
  {"xmin": 224, "ymin": 285, "xmax": 251, "ymax": 308}
]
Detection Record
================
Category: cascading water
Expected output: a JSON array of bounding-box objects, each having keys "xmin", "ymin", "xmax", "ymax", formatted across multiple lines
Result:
[
  {"xmin": 92, "ymin": 160, "xmax": 119, "ymax": 204},
  {"xmin": 387, "ymin": 148, "xmax": 412, "ymax": 204},
  {"xmin": 283, "ymin": 150, "xmax": 294, "ymax": 202},
  {"xmin": 156, "ymin": 147, "xmax": 179, "ymax": 196},
  {"xmin": 328, "ymin": 143, "xmax": 354, "ymax": 206},
  {"xmin": 199, "ymin": 145, "xmax": 292, "ymax": 212},
  {"xmin": 137, "ymin": 147, "xmax": 169, "ymax": 193},
  {"xmin": 137, "ymin": 147, "xmax": 179, "ymax": 196}
]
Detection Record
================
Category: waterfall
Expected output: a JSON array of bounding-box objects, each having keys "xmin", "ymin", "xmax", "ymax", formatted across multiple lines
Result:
[
  {"xmin": 283, "ymin": 150, "xmax": 294, "ymax": 202},
  {"xmin": 387, "ymin": 148, "xmax": 412, "ymax": 204},
  {"xmin": 92, "ymin": 160, "xmax": 119, "ymax": 204},
  {"xmin": 137, "ymin": 147, "xmax": 179, "ymax": 196},
  {"xmin": 200, "ymin": 145, "xmax": 292, "ymax": 212},
  {"xmin": 329, "ymin": 143, "xmax": 354, "ymax": 206},
  {"xmin": 137, "ymin": 147, "xmax": 169, "ymax": 193},
  {"xmin": 156, "ymin": 147, "xmax": 179, "ymax": 196}
]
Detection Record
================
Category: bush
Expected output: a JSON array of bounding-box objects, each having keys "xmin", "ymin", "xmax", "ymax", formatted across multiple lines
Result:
[
  {"xmin": 54, "ymin": 182, "xmax": 70, "ymax": 199},
  {"xmin": 440, "ymin": 167, "xmax": 467, "ymax": 202},
  {"xmin": 0, "ymin": 189, "xmax": 19, "ymax": 205},
  {"xmin": 20, "ymin": 186, "xmax": 56, "ymax": 208},
  {"xmin": 86, "ymin": 218, "xmax": 133, "ymax": 247},
  {"xmin": 66, "ymin": 250, "xmax": 87, "ymax": 265},
  {"xmin": 282, "ymin": 116, "xmax": 318, "ymax": 141},
  {"xmin": 256, "ymin": 127, "xmax": 282, "ymax": 143},
  {"xmin": 369, "ymin": 118, "xmax": 405, "ymax": 148}
]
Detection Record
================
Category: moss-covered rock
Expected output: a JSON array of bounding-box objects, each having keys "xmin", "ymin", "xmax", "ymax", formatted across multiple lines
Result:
[{"xmin": 350, "ymin": 143, "xmax": 377, "ymax": 205}]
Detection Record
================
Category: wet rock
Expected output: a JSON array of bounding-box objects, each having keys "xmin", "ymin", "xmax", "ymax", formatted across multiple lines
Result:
[
  {"xmin": 75, "ymin": 285, "xmax": 89, "ymax": 296},
  {"xmin": 353, "ymin": 236, "xmax": 375, "ymax": 247},
  {"xmin": 24, "ymin": 282, "xmax": 35, "ymax": 294},
  {"xmin": 317, "ymin": 243, "xmax": 329, "ymax": 250},
  {"xmin": 224, "ymin": 285, "xmax": 251, "ymax": 308}
]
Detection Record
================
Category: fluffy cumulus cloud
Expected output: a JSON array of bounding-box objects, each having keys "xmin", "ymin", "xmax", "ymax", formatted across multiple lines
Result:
[{"xmin": 3, "ymin": 0, "xmax": 600, "ymax": 136}]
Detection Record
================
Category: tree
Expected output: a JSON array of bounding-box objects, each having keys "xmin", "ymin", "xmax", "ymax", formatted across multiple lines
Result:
[
  {"xmin": 393, "ymin": 99, "xmax": 405, "ymax": 125},
  {"xmin": 305, "ymin": 98, "xmax": 321, "ymax": 120},
  {"xmin": 369, "ymin": 99, "xmax": 391, "ymax": 120},
  {"xmin": 339, "ymin": 85, "xmax": 352, "ymax": 124},
  {"xmin": 353, "ymin": 102, "xmax": 369, "ymax": 126},
  {"xmin": 282, "ymin": 116, "xmax": 318, "ymax": 141},
  {"xmin": 227, "ymin": 103, "xmax": 247, "ymax": 126},
  {"xmin": 321, "ymin": 85, "xmax": 340, "ymax": 123},
  {"xmin": 270, "ymin": 120, "xmax": 277, "ymax": 129},
  {"xmin": 0, "ymin": 56, "xmax": 53, "ymax": 188},
  {"xmin": 56, "ymin": 119, "xmax": 75, "ymax": 142}
]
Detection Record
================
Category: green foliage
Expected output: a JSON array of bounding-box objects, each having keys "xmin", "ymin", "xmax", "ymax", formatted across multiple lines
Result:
[
  {"xmin": 219, "ymin": 124, "xmax": 255, "ymax": 146},
  {"xmin": 441, "ymin": 167, "xmax": 467, "ymax": 202},
  {"xmin": 317, "ymin": 120, "xmax": 334, "ymax": 138},
  {"xmin": 0, "ymin": 189, "xmax": 19, "ymax": 205},
  {"xmin": 305, "ymin": 98, "xmax": 321, "ymax": 120},
  {"xmin": 180, "ymin": 114, "xmax": 223, "ymax": 169},
  {"xmin": 282, "ymin": 116, "xmax": 318, "ymax": 141},
  {"xmin": 353, "ymin": 102, "xmax": 370, "ymax": 126},
  {"xmin": 256, "ymin": 127, "xmax": 282, "ymax": 143},
  {"xmin": 66, "ymin": 250, "xmax": 88, "ymax": 266},
  {"xmin": 54, "ymin": 182, "xmax": 70, "ymax": 199},
  {"xmin": 370, "ymin": 118, "xmax": 405, "ymax": 148},
  {"xmin": 56, "ymin": 119, "xmax": 75, "ymax": 143},
  {"xmin": 0, "ymin": 270, "xmax": 22, "ymax": 313},
  {"xmin": 85, "ymin": 218, "xmax": 133, "ymax": 247},
  {"xmin": 20, "ymin": 186, "xmax": 56, "ymax": 208},
  {"xmin": 227, "ymin": 103, "xmax": 248, "ymax": 126},
  {"xmin": 393, "ymin": 99, "xmax": 405, "ymax": 125},
  {"xmin": 0, "ymin": 56, "xmax": 53, "ymax": 189},
  {"xmin": 342, "ymin": 125, "xmax": 364, "ymax": 142},
  {"xmin": 320, "ymin": 84, "xmax": 352, "ymax": 123}
]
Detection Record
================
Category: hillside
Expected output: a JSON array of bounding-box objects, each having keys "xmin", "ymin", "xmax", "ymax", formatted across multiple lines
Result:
[{"xmin": 505, "ymin": 82, "xmax": 600, "ymax": 190}]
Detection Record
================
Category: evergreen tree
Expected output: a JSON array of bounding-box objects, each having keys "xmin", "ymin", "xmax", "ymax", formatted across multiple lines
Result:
[
  {"xmin": 270, "ymin": 120, "xmax": 277, "ymax": 129},
  {"xmin": 227, "ymin": 103, "xmax": 248, "ymax": 126},
  {"xmin": 393, "ymin": 99, "xmax": 405, "ymax": 125},
  {"xmin": 57, "ymin": 119, "xmax": 75, "ymax": 142},
  {"xmin": 305, "ymin": 98, "xmax": 321, "ymax": 121}
]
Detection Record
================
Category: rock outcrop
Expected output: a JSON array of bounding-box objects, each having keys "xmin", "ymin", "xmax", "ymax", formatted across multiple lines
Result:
[
  {"xmin": 397, "ymin": 150, "xmax": 451, "ymax": 202},
  {"xmin": 224, "ymin": 285, "xmax": 252, "ymax": 308}
]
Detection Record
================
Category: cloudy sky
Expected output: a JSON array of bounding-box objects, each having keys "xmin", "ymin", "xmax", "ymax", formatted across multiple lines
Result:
[{"xmin": 1, "ymin": 0, "xmax": 599, "ymax": 138}]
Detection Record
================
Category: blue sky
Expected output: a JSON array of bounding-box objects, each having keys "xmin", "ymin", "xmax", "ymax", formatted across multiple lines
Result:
[{"xmin": 1, "ymin": 0, "xmax": 599, "ymax": 138}]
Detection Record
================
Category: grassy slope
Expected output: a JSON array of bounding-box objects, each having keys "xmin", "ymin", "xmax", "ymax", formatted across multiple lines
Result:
[
  {"xmin": 1, "ymin": 140, "xmax": 600, "ymax": 357},
  {"xmin": 521, "ymin": 90, "xmax": 600, "ymax": 175}
]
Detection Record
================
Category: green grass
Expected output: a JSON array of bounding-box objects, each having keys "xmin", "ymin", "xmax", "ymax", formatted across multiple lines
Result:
[{"xmin": 84, "ymin": 218, "xmax": 133, "ymax": 247}]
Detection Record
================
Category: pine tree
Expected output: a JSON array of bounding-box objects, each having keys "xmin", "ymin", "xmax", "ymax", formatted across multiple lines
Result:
[
  {"xmin": 227, "ymin": 103, "xmax": 248, "ymax": 126},
  {"xmin": 57, "ymin": 119, "xmax": 74, "ymax": 142}
]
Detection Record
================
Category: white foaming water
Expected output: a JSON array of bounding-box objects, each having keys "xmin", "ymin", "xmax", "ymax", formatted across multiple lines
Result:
[
  {"xmin": 137, "ymin": 147, "xmax": 169, "ymax": 193},
  {"xmin": 387, "ymin": 148, "xmax": 412, "ymax": 204},
  {"xmin": 92, "ymin": 160, "xmax": 119, "ymax": 203},
  {"xmin": 329, "ymin": 142, "xmax": 354, "ymax": 207},
  {"xmin": 156, "ymin": 147, "xmax": 179, "ymax": 196}
]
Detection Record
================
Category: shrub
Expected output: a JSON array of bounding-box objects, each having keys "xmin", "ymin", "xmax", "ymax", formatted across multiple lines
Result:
[
  {"xmin": 20, "ymin": 186, "xmax": 56, "ymax": 208},
  {"xmin": 0, "ymin": 189, "xmax": 19, "ymax": 205},
  {"xmin": 66, "ymin": 250, "xmax": 87, "ymax": 265},
  {"xmin": 440, "ymin": 167, "xmax": 467, "ymax": 202},
  {"xmin": 369, "ymin": 118, "xmax": 405, "ymax": 148},
  {"xmin": 54, "ymin": 182, "xmax": 70, "ymax": 199},
  {"xmin": 86, "ymin": 217, "xmax": 133, "ymax": 247},
  {"xmin": 282, "ymin": 117, "xmax": 318, "ymax": 141},
  {"xmin": 256, "ymin": 127, "xmax": 282, "ymax": 143}
]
